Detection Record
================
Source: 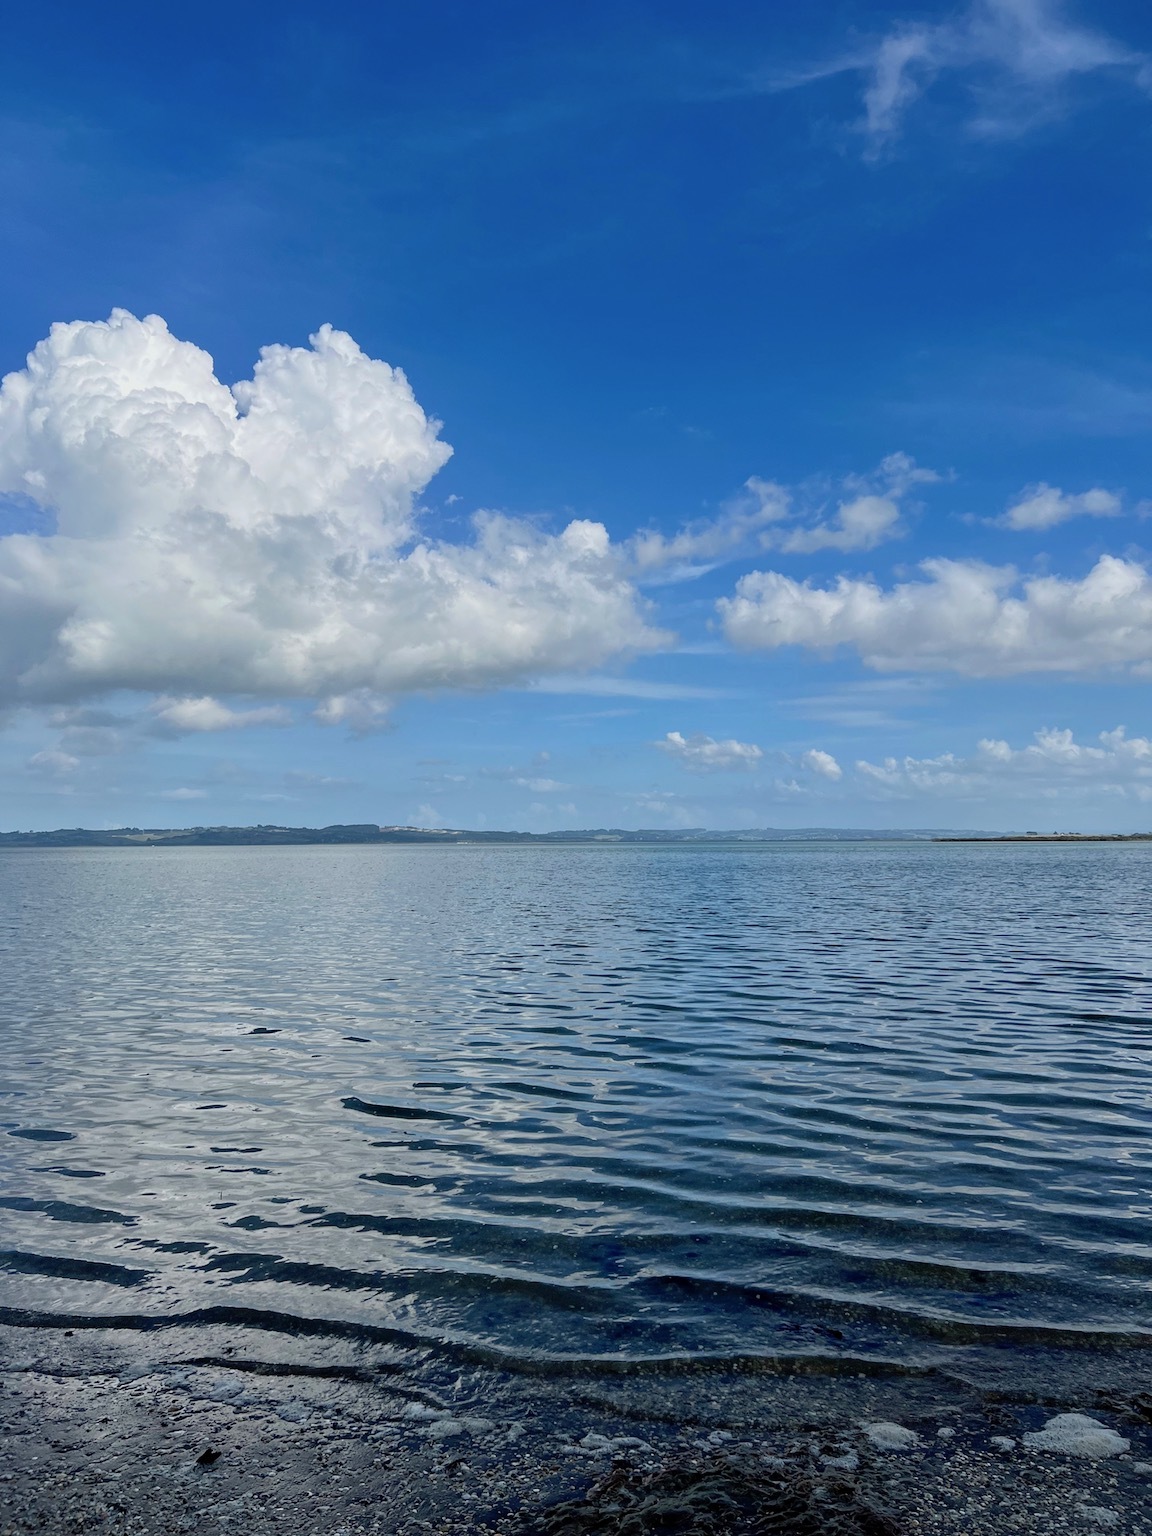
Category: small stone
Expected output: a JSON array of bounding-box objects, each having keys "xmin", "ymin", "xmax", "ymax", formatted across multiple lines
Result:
[
  {"xmin": 936, "ymin": 1427, "xmax": 955, "ymax": 1440},
  {"xmin": 823, "ymin": 1451, "xmax": 860, "ymax": 1472},
  {"xmin": 860, "ymin": 1421, "xmax": 922, "ymax": 1451},
  {"xmin": 578, "ymin": 1432, "xmax": 613, "ymax": 1451},
  {"xmin": 990, "ymin": 1436, "xmax": 1016, "ymax": 1452},
  {"xmin": 1077, "ymin": 1507, "xmax": 1120, "ymax": 1526}
]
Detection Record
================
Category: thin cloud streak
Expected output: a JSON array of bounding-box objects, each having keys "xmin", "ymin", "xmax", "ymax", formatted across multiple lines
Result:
[{"xmin": 751, "ymin": 0, "xmax": 1149, "ymax": 152}]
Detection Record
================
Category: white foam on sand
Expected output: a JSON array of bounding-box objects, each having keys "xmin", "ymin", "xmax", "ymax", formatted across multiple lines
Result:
[
  {"xmin": 860, "ymin": 1422, "xmax": 922, "ymax": 1451},
  {"xmin": 1022, "ymin": 1415, "xmax": 1129, "ymax": 1459}
]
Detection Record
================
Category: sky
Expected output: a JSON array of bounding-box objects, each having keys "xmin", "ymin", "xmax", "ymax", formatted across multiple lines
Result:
[{"xmin": 2, "ymin": 0, "xmax": 1152, "ymax": 832}]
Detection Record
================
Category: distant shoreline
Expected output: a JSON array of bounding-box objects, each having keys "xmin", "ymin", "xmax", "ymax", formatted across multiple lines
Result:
[
  {"xmin": 1, "ymin": 823, "xmax": 1149, "ymax": 848},
  {"xmin": 936, "ymin": 833, "xmax": 1152, "ymax": 843}
]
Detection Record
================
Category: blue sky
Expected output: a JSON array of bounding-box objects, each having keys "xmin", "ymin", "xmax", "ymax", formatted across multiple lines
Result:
[{"xmin": 2, "ymin": 0, "xmax": 1152, "ymax": 831}]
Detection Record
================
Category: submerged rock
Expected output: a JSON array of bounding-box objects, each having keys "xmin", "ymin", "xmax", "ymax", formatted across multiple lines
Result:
[
  {"xmin": 859, "ymin": 1423, "xmax": 922, "ymax": 1452},
  {"xmin": 1077, "ymin": 1507, "xmax": 1120, "ymax": 1527}
]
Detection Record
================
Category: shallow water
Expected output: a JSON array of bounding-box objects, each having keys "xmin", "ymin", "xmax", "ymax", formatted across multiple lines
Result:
[{"xmin": 2, "ymin": 842, "xmax": 1150, "ymax": 1376}]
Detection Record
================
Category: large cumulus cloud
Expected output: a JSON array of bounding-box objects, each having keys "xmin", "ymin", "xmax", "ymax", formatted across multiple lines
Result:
[
  {"xmin": 718, "ymin": 554, "xmax": 1152, "ymax": 676},
  {"xmin": 0, "ymin": 311, "xmax": 660, "ymax": 709}
]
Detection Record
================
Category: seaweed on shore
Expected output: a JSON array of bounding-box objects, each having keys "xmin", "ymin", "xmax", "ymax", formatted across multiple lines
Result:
[{"xmin": 525, "ymin": 1451, "xmax": 900, "ymax": 1536}]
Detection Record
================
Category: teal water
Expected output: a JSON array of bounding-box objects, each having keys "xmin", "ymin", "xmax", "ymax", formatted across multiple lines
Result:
[{"xmin": 1, "ymin": 842, "xmax": 1150, "ymax": 1374}]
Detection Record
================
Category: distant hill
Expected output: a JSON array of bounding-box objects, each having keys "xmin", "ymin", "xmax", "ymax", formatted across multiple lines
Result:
[{"xmin": 0, "ymin": 823, "xmax": 975, "ymax": 848}]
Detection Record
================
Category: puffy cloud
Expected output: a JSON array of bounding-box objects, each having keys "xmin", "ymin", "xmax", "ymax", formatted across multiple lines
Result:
[
  {"xmin": 0, "ymin": 311, "xmax": 660, "ymax": 710},
  {"xmin": 998, "ymin": 483, "xmax": 1121, "ymax": 530},
  {"xmin": 656, "ymin": 730, "xmax": 763, "ymax": 771},
  {"xmin": 777, "ymin": 453, "xmax": 939, "ymax": 555},
  {"xmin": 800, "ymin": 747, "xmax": 843, "ymax": 780},
  {"xmin": 149, "ymin": 696, "xmax": 292, "ymax": 733},
  {"xmin": 776, "ymin": 493, "xmax": 901, "ymax": 554},
  {"xmin": 856, "ymin": 727, "xmax": 1152, "ymax": 802},
  {"xmin": 719, "ymin": 554, "xmax": 1152, "ymax": 676}
]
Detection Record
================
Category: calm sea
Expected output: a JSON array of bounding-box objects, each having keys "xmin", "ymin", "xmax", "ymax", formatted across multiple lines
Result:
[{"xmin": 2, "ymin": 842, "xmax": 1150, "ymax": 1377}]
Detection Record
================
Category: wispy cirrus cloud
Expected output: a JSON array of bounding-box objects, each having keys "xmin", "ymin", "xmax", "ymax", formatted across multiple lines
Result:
[
  {"xmin": 528, "ymin": 676, "xmax": 733, "ymax": 700},
  {"xmin": 763, "ymin": 0, "xmax": 1149, "ymax": 153}
]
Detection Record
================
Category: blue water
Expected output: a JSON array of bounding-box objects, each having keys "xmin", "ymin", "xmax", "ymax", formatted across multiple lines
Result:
[{"xmin": 2, "ymin": 842, "xmax": 1150, "ymax": 1374}]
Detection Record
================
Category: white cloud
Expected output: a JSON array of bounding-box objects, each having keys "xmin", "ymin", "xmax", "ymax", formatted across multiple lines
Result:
[
  {"xmin": 800, "ymin": 747, "xmax": 843, "ymax": 780},
  {"xmin": 0, "ymin": 311, "xmax": 660, "ymax": 710},
  {"xmin": 629, "ymin": 477, "xmax": 791, "ymax": 579},
  {"xmin": 998, "ymin": 483, "xmax": 1121, "ymax": 530},
  {"xmin": 856, "ymin": 0, "xmax": 1148, "ymax": 149},
  {"xmin": 628, "ymin": 453, "xmax": 937, "ymax": 577},
  {"xmin": 856, "ymin": 727, "xmax": 1152, "ymax": 803},
  {"xmin": 311, "ymin": 691, "xmax": 393, "ymax": 735},
  {"xmin": 777, "ymin": 493, "xmax": 901, "ymax": 554},
  {"xmin": 159, "ymin": 787, "xmax": 207, "ymax": 801},
  {"xmin": 528, "ymin": 676, "xmax": 733, "ymax": 699},
  {"xmin": 778, "ymin": 453, "xmax": 939, "ymax": 554},
  {"xmin": 27, "ymin": 748, "xmax": 79, "ymax": 776},
  {"xmin": 513, "ymin": 776, "xmax": 567, "ymax": 792},
  {"xmin": 656, "ymin": 730, "xmax": 763, "ymax": 772},
  {"xmin": 149, "ymin": 695, "xmax": 292, "ymax": 733},
  {"xmin": 720, "ymin": 554, "xmax": 1152, "ymax": 677}
]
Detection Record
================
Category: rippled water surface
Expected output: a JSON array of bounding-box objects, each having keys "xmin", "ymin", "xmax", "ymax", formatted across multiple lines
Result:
[{"xmin": 2, "ymin": 843, "xmax": 1151, "ymax": 1373}]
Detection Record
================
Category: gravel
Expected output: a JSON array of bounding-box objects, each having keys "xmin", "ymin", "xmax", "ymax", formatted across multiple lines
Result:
[{"xmin": 2, "ymin": 1325, "xmax": 1151, "ymax": 1536}]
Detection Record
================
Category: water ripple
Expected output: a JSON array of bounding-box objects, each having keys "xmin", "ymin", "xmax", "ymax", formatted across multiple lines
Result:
[{"xmin": 1, "ymin": 841, "xmax": 1150, "ymax": 1371}]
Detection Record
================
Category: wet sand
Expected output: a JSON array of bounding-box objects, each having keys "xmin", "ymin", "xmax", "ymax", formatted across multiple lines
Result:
[{"xmin": 2, "ymin": 1321, "xmax": 1151, "ymax": 1535}]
